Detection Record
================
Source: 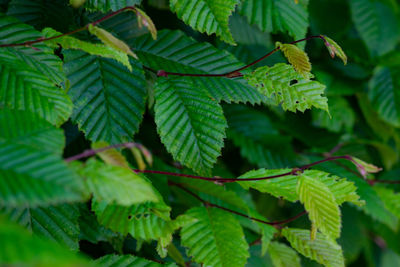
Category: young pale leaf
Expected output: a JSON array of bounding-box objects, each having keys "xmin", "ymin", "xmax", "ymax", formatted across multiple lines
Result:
[
  {"xmin": 79, "ymin": 159, "xmax": 159, "ymax": 206},
  {"xmin": 180, "ymin": 207, "xmax": 249, "ymax": 267},
  {"xmin": 42, "ymin": 27, "xmax": 132, "ymax": 71},
  {"xmin": 268, "ymin": 241, "xmax": 301, "ymax": 267},
  {"xmin": 91, "ymin": 141, "xmax": 130, "ymax": 168},
  {"xmin": 69, "ymin": 0, "xmax": 86, "ymax": 8},
  {"xmin": 322, "ymin": 36, "xmax": 347, "ymax": 65},
  {"xmin": 0, "ymin": 218, "xmax": 89, "ymax": 266},
  {"xmin": 0, "ymin": 204, "xmax": 80, "ymax": 250},
  {"xmin": 297, "ymin": 174, "xmax": 341, "ymax": 240},
  {"xmin": 63, "ymin": 50, "xmax": 147, "ymax": 144},
  {"xmin": 88, "ymin": 24, "xmax": 137, "ymax": 59},
  {"xmin": 239, "ymin": 169, "xmax": 364, "ymax": 207},
  {"xmin": 134, "ymin": 8, "xmax": 157, "ymax": 39},
  {"xmin": 244, "ymin": 63, "xmax": 328, "ymax": 113},
  {"xmin": 350, "ymin": 156, "xmax": 382, "ymax": 178},
  {"xmin": 276, "ymin": 42, "xmax": 311, "ymax": 78},
  {"xmin": 154, "ymin": 77, "xmax": 227, "ymax": 176},
  {"xmin": 282, "ymin": 228, "xmax": 345, "ymax": 267},
  {"xmin": 170, "ymin": 0, "xmax": 238, "ymax": 45}
]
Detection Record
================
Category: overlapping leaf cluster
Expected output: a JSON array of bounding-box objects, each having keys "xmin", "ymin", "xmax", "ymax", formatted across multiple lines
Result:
[{"xmin": 1, "ymin": 0, "xmax": 400, "ymax": 267}]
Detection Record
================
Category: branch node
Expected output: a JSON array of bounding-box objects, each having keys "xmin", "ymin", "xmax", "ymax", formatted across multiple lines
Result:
[{"xmin": 157, "ymin": 70, "xmax": 168, "ymax": 77}]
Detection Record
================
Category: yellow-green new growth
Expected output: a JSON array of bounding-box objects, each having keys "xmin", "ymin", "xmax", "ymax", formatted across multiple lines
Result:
[
  {"xmin": 276, "ymin": 42, "xmax": 312, "ymax": 78},
  {"xmin": 323, "ymin": 35, "xmax": 347, "ymax": 65},
  {"xmin": 88, "ymin": 24, "xmax": 137, "ymax": 59},
  {"xmin": 134, "ymin": 8, "xmax": 157, "ymax": 40}
]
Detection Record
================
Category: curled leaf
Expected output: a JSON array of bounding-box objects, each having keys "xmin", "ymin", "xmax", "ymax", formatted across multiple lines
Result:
[
  {"xmin": 351, "ymin": 156, "xmax": 382, "ymax": 178},
  {"xmin": 276, "ymin": 42, "xmax": 311, "ymax": 78},
  {"xmin": 92, "ymin": 141, "xmax": 130, "ymax": 168},
  {"xmin": 134, "ymin": 8, "xmax": 157, "ymax": 40},
  {"xmin": 131, "ymin": 146, "xmax": 146, "ymax": 171},
  {"xmin": 322, "ymin": 35, "xmax": 347, "ymax": 65},
  {"xmin": 88, "ymin": 24, "xmax": 137, "ymax": 59}
]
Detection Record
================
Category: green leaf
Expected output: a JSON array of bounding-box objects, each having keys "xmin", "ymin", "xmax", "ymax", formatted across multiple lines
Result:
[
  {"xmin": 0, "ymin": 13, "xmax": 65, "ymax": 84},
  {"xmin": 239, "ymin": 169, "xmax": 363, "ymax": 206},
  {"xmin": 276, "ymin": 42, "xmax": 311, "ymax": 78},
  {"xmin": 88, "ymin": 24, "xmax": 137, "ymax": 59},
  {"xmin": 297, "ymin": 174, "xmax": 341, "ymax": 240},
  {"xmin": 180, "ymin": 207, "xmax": 249, "ymax": 267},
  {"xmin": 91, "ymin": 141, "xmax": 130, "ymax": 168},
  {"xmin": 239, "ymin": 0, "xmax": 309, "ymax": 41},
  {"xmin": 42, "ymin": 27, "xmax": 133, "ymax": 71},
  {"xmin": 63, "ymin": 50, "xmax": 147, "ymax": 143},
  {"xmin": 374, "ymin": 186, "xmax": 400, "ymax": 220},
  {"xmin": 84, "ymin": 0, "xmax": 141, "ymax": 12},
  {"xmin": 0, "ymin": 108, "xmax": 64, "ymax": 155},
  {"xmin": 268, "ymin": 241, "xmax": 301, "ymax": 267},
  {"xmin": 154, "ymin": 77, "xmax": 227, "ymax": 175},
  {"xmin": 244, "ymin": 63, "xmax": 328, "ymax": 113},
  {"xmin": 79, "ymin": 159, "xmax": 159, "ymax": 205},
  {"xmin": 94, "ymin": 254, "xmax": 174, "ymax": 267},
  {"xmin": 349, "ymin": 0, "xmax": 400, "ymax": 57},
  {"xmin": 0, "ymin": 109, "xmax": 86, "ymax": 207},
  {"xmin": 170, "ymin": 0, "xmax": 239, "ymax": 45},
  {"xmin": 0, "ymin": 217, "xmax": 89, "ymax": 266},
  {"xmin": 260, "ymin": 224, "xmax": 277, "ymax": 256},
  {"xmin": 282, "ymin": 228, "xmax": 345, "ymax": 267},
  {"xmin": 135, "ymin": 7, "xmax": 157, "ymax": 39},
  {"xmin": 322, "ymin": 36, "xmax": 347, "ymax": 65},
  {"xmin": 0, "ymin": 203, "xmax": 80, "ymax": 250},
  {"xmin": 312, "ymin": 97, "xmax": 355, "ymax": 133},
  {"xmin": 368, "ymin": 66, "xmax": 400, "ymax": 128},
  {"xmin": 132, "ymin": 30, "xmax": 267, "ymax": 104}
]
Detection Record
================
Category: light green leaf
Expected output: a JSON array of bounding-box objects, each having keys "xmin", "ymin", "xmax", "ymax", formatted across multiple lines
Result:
[
  {"xmin": 88, "ymin": 24, "xmax": 137, "ymax": 59},
  {"xmin": 79, "ymin": 159, "xmax": 159, "ymax": 205},
  {"xmin": 180, "ymin": 207, "xmax": 249, "ymax": 267},
  {"xmin": 260, "ymin": 224, "xmax": 277, "ymax": 256},
  {"xmin": 244, "ymin": 63, "xmax": 328, "ymax": 113},
  {"xmin": 282, "ymin": 228, "xmax": 345, "ymax": 267},
  {"xmin": 322, "ymin": 36, "xmax": 347, "ymax": 65},
  {"xmin": 84, "ymin": 0, "xmax": 141, "ymax": 12},
  {"xmin": 297, "ymin": 174, "xmax": 341, "ymax": 240},
  {"xmin": 91, "ymin": 141, "xmax": 130, "ymax": 168},
  {"xmin": 0, "ymin": 204, "xmax": 80, "ymax": 250},
  {"xmin": 42, "ymin": 27, "xmax": 133, "ymax": 71},
  {"xmin": 94, "ymin": 254, "xmax": 175, "ymax": 266},
  {"xmin": 239, "ymin": 169, "xmax": 364, "ymax": 206},
  {"xmin": 0, "ymin": 217, "xmax": 89, "ymax": 266},
  {"xmin": 154, "ymin": 77, "xmax": 227, "ymax": 176},
  {"xmin": 368, "ymin": 66, "xmax": 400, "ymax": 128},
  {"xmin": 277, "ymin": 42, "xmax": 311, "ymax": 78},
  {"xmin": 63, "ymin": 50, "xmax": 147, "ymax": 144},
  {"xmin": 239, "ymin": 0, "xmax": 309, "ymax": 41},
  {"xmin": 268, "ymin": 241, "xmax": 301, "ymax": 267},
  {"xmin": 170, "ymin": 0, "xmax": 239, "ymax": 44},
  {"xmin": 132, "ymin": 30, "xmax": 267, "ymax": 104}
]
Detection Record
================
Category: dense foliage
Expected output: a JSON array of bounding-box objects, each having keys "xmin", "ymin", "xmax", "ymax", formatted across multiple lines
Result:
[{"xmin": 1, "ymin": 0, "xmax": 400, "ymax": 266}]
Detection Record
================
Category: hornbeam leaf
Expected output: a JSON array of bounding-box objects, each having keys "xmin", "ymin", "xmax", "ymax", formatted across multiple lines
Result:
[
  {"xmin": 63, "ymin": 50, "xmax": 147, "ymax": 144},
  {"xmin": 374, "ymin": 186, "xmax": 400, "ymax": 220},
  {"xmin": 42, "ymin": 27, "xmax": 133, "ymax": 71},
  {"xmin": 131, "ymin": 30, "xmax": 267, "ymax": 104},
  {"xmin": 180, "ymin": 207, "xmax": 249, "ymax": 267},
  {"xmin": 135, "ymin": 7, "xmax": 157, "ymax": 40},
  {"xmin": 0, "ymin": 218, "xmax": 89, "ymax": 266},
  {"xmin": 297, "ymin": 174, "xmax": 341, "ymax": 240},
  {"xmin": 277, "ymin": 42, "xmax": 312, "ymax": 78},
  {"xmin": 94, "ymin": 254, "xmax": 175, "ymax": 267},
  {"xmin": 154, "ymin": 77, "xmax": 227, "ymax": 176},
  {"xmin": 239, "ymin": 0, "xmax": 308, "ymax": 42},
  {"xmin": 170, "ymin": 0, "xmax": 238, "ymax": 45},
  {"xmin": 88, "ymin": 24, "xmax": 137, "ymax": 59},
  {"xmin": 79, "ymin": 159, "xmax": 159, "ymax": 206},
  {"xmin": 84, "ymin": 0, "xmax": 141, "ymax": 12},
  {"xmin": 268, "ymin": 241, "xmax": 301, "ymax": 267},
  {"xmin": 282, "ymin": 228, "xmax": 345, "ymax": 267},
  {"xmin": 91, "ymin": 141, "xmax": 130, "ymax": 168},
  {"xmin": 244, "ymin": 63, "xmax": 328, "ymax": 113},
  {"xmin": 322, "ymin": 36, "xmax": 347, "ymax": 65}
]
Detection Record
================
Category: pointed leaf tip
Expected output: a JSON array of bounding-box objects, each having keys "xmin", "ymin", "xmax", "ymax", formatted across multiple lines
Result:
[
  {"xmin": 276, "ymin": 42, "xmax": 312, "ymax": 78},
  {"xmin": 351, "ymin": 156, "xmax": 382, "ymax": 178},
  {"xmin": 322, "ymin": 35, "xmax": 347, "ymax": 65}
]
